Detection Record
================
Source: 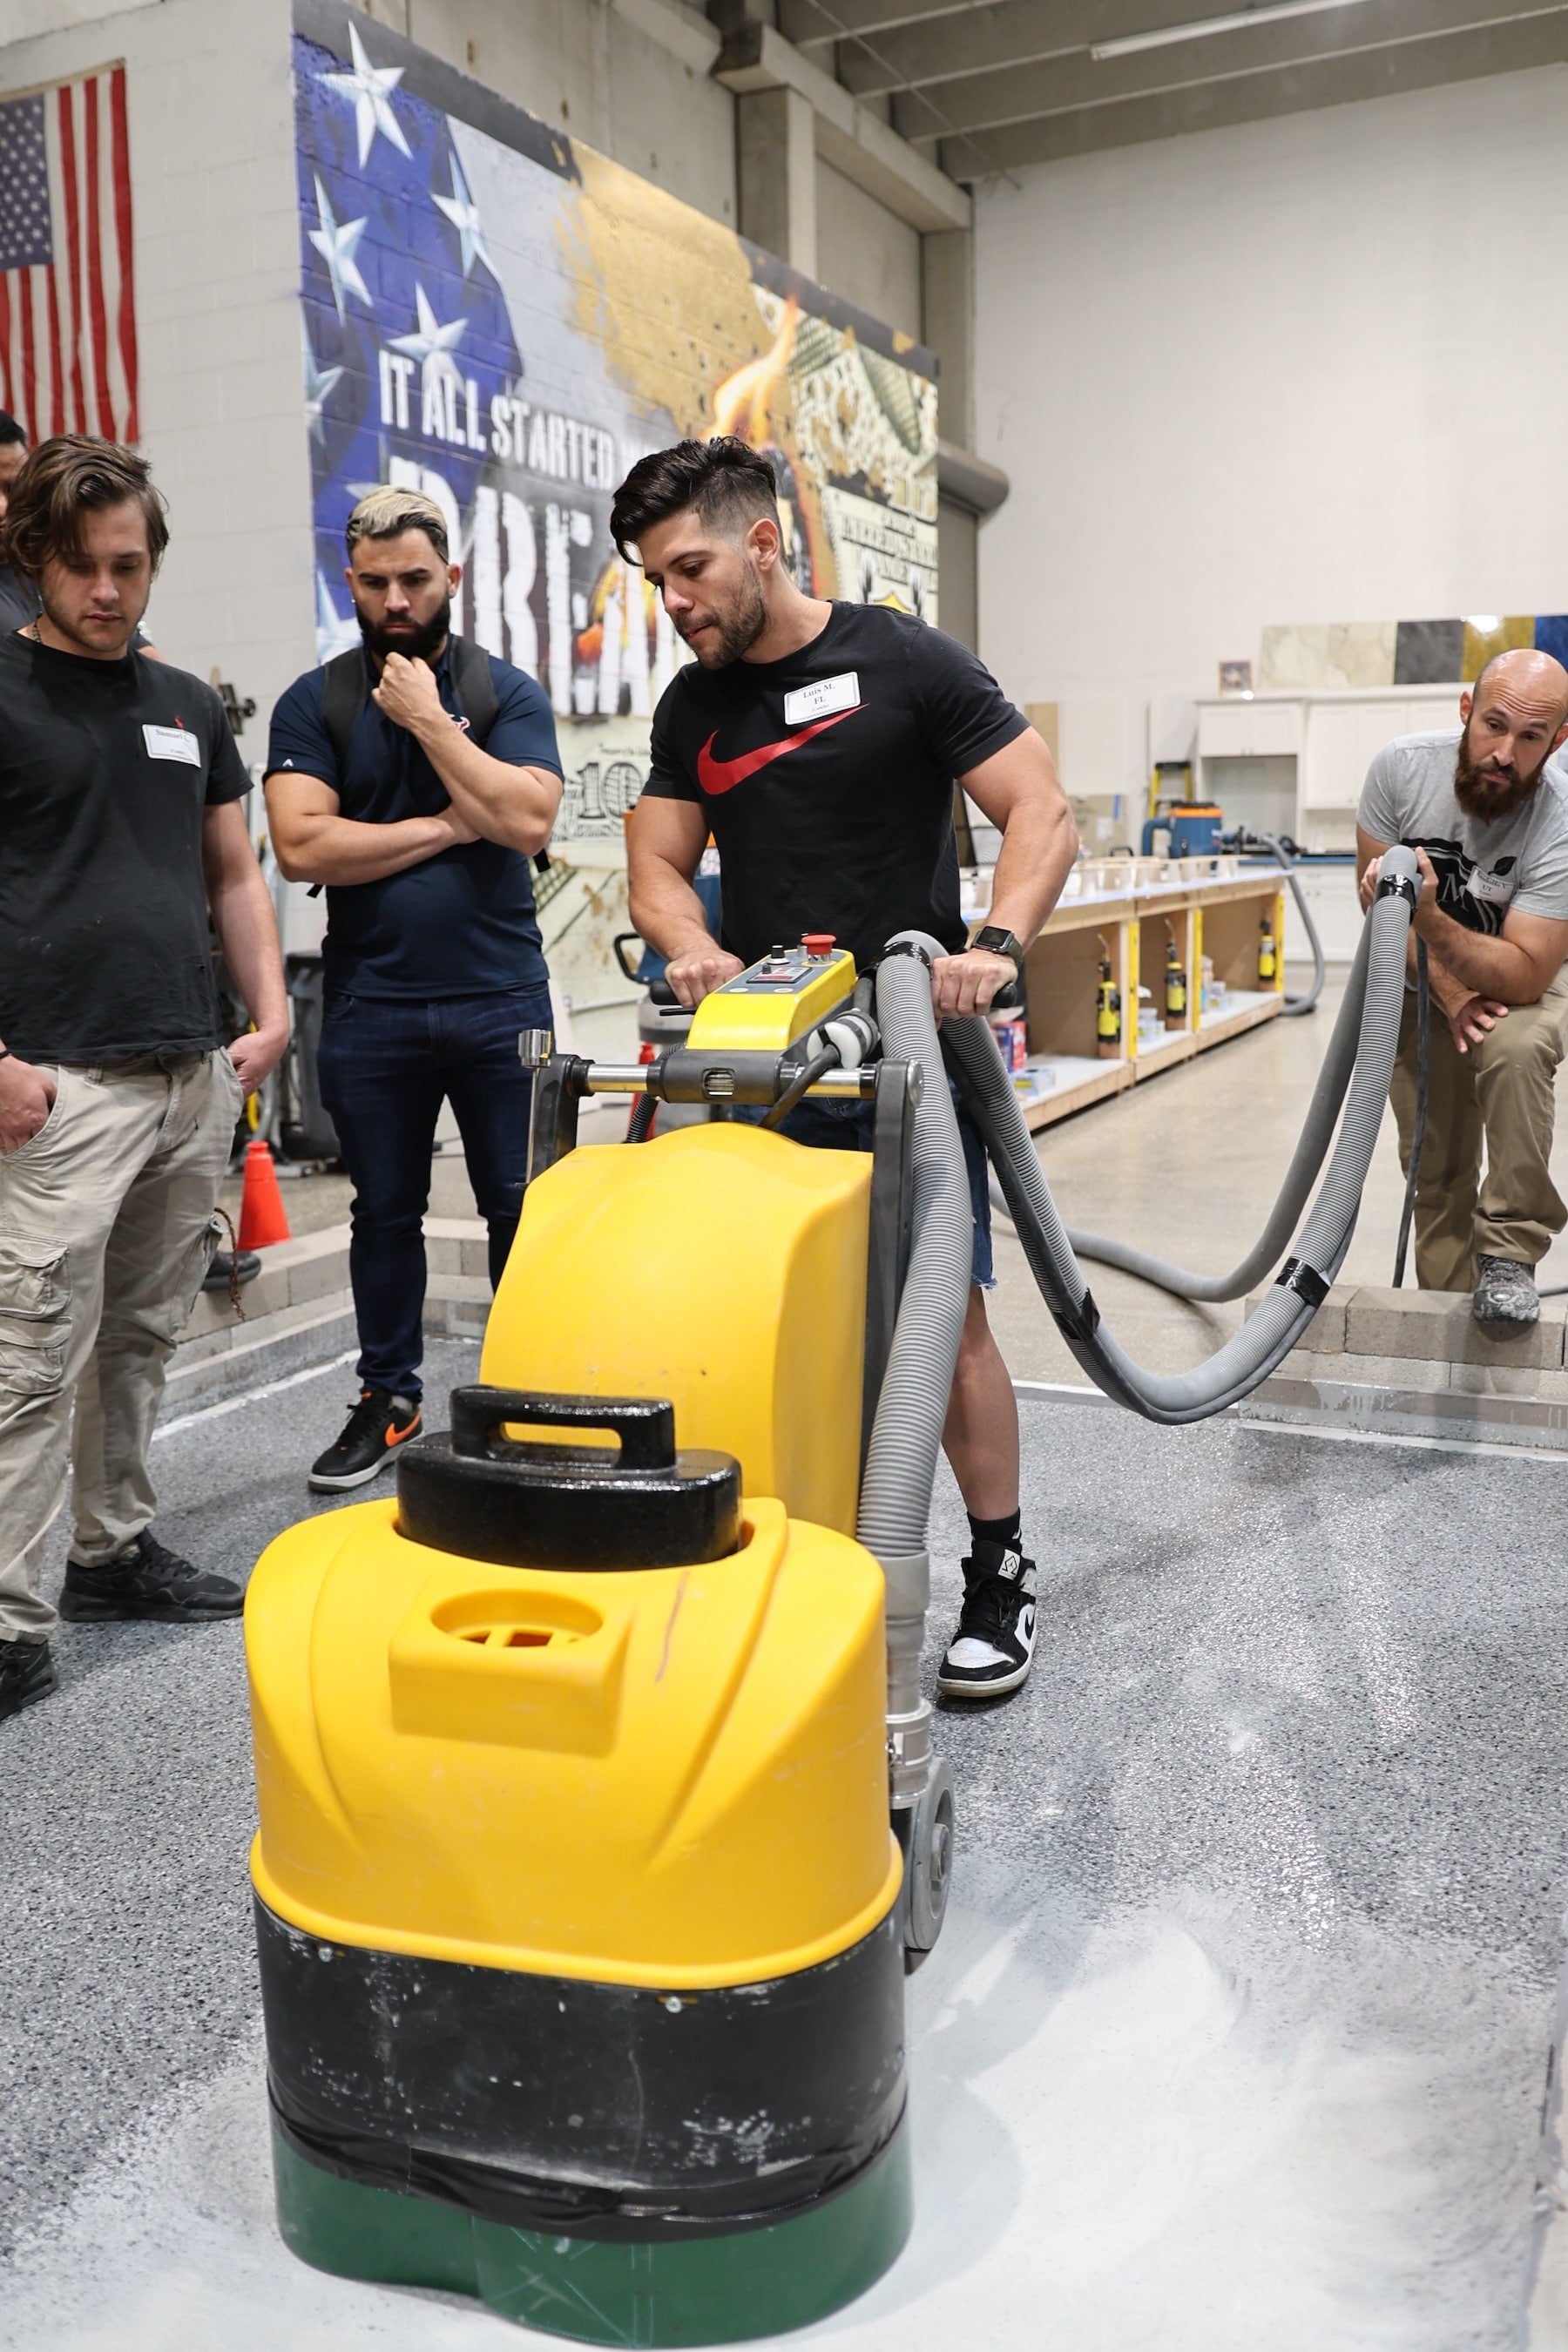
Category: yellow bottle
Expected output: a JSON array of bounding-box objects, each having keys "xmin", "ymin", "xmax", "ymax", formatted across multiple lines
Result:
[{"xmin": 1258, "ymin": 914, "xmax": 1277, "ymax": 984}]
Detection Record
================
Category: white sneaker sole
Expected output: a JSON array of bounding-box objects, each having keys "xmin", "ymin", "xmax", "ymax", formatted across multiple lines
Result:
[
  {"xmin": 308, "ymin": 1450, "xmax": 406, "ymax": 1493},
  {"xmin": 936, "ymin": 1652, "xmax": 1034, "ymax": 1700}
]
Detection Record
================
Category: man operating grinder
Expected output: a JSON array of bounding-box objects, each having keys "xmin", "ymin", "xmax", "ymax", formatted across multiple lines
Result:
[
  {"xmin": 1357, "ymin": 647, "xmax": 1568, "ymax": 1326},
  {"xmin": 0, "ymin": 436, "xmax": 289, "ymax": 1725},
  {"xmin": 267, "ymin": 487, "xmax": 562, "ymax": 1493},
  {"xmin": 615, "ymin": 437, "xmax": 1078, "ymax": 1703}
]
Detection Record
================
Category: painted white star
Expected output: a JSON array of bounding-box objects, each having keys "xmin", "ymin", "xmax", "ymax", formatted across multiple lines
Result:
[
  {"xmin": 433, "ymin": 146, "xmax": 491, "ymax": 280},
  {"xmin": 301, "ymin": 328, "xmax": 343, "ymax": 446},
  {"xmin": 321, "ymin": 22, "xmax": 411, "ymax": 169},
  {"xmin": 308, "ymin": 175, "xmax": 371, "ymax": 322},
  {"xmin": 389, "ymin": 282, "xmax": 468, "ymax": 398},
  {"xmin": 315, "ymin": 570, "xmax": 362, "ymax": 664}
]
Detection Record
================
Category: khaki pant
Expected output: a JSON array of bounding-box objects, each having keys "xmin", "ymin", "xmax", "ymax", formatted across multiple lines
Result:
[
  {"xmin": 0, "ymin": 1052, "xmax": 241, "ymax": 1640},
  {"xmin": 1389, "ymin": 966, "xmax": 1568, "ymax": 1292}
]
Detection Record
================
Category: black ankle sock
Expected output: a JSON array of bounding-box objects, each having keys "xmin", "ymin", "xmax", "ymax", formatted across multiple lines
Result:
[{"xmin": 967, "ymin": 1509, "xmax": 1022, "ymax": 1551}]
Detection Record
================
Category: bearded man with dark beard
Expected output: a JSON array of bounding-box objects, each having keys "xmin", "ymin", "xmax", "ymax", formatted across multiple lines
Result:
[
  {"xmin": 1357, "ymin": 648, "xmax": 1568, "ymax": 1323},
  {"xmin": 264, "ymin": 488, "xmax": 564, "ymax": 1491}
]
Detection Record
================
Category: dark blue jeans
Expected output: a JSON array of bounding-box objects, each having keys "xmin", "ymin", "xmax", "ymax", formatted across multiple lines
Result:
[{"xmin": 315, "ymin": 985, "xmax": 550, "ymax": 1400}]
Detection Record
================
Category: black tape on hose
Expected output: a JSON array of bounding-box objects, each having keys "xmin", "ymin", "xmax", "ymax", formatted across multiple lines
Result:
[{"xmin": 1274, "ymin": 1256, "xmax": 1330, "ymax": 1308}]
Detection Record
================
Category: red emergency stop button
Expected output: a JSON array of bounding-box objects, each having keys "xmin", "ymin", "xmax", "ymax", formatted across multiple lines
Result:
[{"xmin": 801, "ymin": 932, "xmax": 836, "ymax": 957}]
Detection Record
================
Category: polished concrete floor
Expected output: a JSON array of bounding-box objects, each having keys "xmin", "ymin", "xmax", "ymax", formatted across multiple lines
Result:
[{"xmin": 2, "ymin": 1351, "xmax": 1565, "ymax": 2349}]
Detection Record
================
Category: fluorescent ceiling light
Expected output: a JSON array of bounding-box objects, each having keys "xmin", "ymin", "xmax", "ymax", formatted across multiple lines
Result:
[{"xmin": 1092, "ymin": 0, "xmax": 1374, "ymax": 63}]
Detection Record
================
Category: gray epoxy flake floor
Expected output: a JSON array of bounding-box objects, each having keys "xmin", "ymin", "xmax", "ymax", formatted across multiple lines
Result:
[{"xmin": 2, "ymin": 1343, "xmax": 1567, "ymax": 2349}]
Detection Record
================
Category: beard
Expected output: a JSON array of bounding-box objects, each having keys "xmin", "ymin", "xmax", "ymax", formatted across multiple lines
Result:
[
  {"xmin": 357, "ymin": 595, "xmax": 450, "ymax": 665},
  {"xmin": 1453, "ymin": 722, "xmax": 1547, "ymax": 822},
  {"xmin": 679, "ymin": 570, "xmax": 767, "ymax": 668}
]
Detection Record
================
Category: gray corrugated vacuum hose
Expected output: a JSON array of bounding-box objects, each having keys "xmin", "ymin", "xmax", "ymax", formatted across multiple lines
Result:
[
  {"xmin": 1260, "ymin": 834, "xmax": 1327, "ymax": 1017},
  {"xmin": 943, "ymin": 847, "xmax": 1417, "ymax": 1425},
  {"xmin": 1041, "ymin": 913, "xmax": 1372, "ymax": 1302},
  {"xmin": 860, "ymin": 937, "xmax": 975, "ymax": 1917},
  {"xmin": 857, "ymin": 936, "xmax": 974, "ymax": 1565}
]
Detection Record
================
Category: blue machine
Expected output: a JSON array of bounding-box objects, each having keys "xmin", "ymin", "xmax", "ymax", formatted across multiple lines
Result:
[{"xmin": 1141, "ymin": 803, "xmax": 1224, "ymax": 857}]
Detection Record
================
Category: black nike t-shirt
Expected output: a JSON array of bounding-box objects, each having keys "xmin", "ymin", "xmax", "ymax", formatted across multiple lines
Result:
[
  {"xmin": 641, "ymin": 603, "xmax": 1027, "ymax": 971},
  {"xmin": 0, "ymin": 632, "xmax": 248, "ymax": 1060}
]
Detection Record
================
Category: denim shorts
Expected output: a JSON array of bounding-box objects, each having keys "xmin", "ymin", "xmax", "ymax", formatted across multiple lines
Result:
[{"xmin": 758, "ymin": 1083, "xmax": 994, "ymax": 1289}]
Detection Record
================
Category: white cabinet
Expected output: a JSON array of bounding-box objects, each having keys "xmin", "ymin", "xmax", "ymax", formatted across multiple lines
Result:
[
  {"xmin": 1197, "ymin": 701, "xmax": 1302, "ymax": 760},
  {"xmin": 1193, "ymin": 686, "xmax": 1463, "ymax": 849}
]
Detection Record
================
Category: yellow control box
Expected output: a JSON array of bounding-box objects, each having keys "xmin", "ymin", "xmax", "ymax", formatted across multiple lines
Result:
[{"xmin": 687, "ymin": 942, "xmax": 856, "ymax": 1054}]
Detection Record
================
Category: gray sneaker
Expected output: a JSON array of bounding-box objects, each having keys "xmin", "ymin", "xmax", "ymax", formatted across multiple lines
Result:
[{"xmin": 1473, "ymin": 1254, "xmax": 1539, "ymax": 1328}]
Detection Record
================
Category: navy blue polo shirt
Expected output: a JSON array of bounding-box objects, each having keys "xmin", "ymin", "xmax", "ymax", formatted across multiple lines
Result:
[{"xmin": 265, "ymin": 643, "xmax": 561, "ymax": 999}]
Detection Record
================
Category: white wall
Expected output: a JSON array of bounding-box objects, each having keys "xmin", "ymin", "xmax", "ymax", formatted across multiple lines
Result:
[
  {"xmin": 0, "ymin": 0, "xmax": 314, "ymax": 747},
  {"xmin": 973, "ymin": 66, "xmax": 1568, "ymax": 726}
]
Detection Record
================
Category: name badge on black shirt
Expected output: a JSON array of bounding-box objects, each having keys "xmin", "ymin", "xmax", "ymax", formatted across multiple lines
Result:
[{"xmin": 143, "ymin": 723, "xmax": 201, "ymax": 765}]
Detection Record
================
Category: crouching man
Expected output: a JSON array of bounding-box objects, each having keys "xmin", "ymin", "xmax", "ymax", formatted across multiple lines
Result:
[
  {"xmin": 1357, "ymin": 648, "xmax": 1568, "ymax": 1326},
  {"xmin": 0, "ymin": 436, "xmax": 288, "ymax": 1723}
]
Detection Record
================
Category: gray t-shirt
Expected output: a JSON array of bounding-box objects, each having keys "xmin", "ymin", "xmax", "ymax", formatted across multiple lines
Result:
[{"xmin": 1357, "ymin": 727, "xmax": 1568, "ymax": 938}]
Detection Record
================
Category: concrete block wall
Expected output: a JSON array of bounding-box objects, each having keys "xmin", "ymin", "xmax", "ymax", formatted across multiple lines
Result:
[
  {"xmin": 972, "ymin": 64, "xmax": 1568, "ymax": 719},
  {"xmin": 0, "ymin": 0, "xmax": 315, "ymax": 747}
]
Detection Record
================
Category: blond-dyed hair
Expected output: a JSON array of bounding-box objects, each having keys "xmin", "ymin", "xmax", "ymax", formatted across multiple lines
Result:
[{"xmin": 344, "ymin": 485, "xmax": 449, "ymax": 563}]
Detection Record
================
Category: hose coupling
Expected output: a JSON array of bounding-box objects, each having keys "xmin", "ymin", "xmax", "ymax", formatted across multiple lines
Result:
[{"xmin": 1375, "ymin": 870, "xmax": 1418, "ymax": 909}]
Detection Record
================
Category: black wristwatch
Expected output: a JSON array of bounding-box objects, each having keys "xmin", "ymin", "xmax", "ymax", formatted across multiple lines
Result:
[{"xmin": 972, "ymin": 925, "xmax": 1025, "ymax": 979}]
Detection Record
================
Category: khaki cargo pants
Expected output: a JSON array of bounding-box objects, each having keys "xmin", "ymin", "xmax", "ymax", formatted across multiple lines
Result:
[
  {"xmin": 0, "ymin": 1051, "xmax": 241, "ymax": 1640},
  {"xmin": 1389, "ymin": 965, "xmax": 1568, "ymax": 1293}
]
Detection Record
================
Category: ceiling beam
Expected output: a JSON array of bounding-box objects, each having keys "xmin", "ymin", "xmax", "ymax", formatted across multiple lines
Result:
[
  {"xmin": 893, "ymin": 0, "xmax": 1568, "ymax": 145},
  {"xmin": 934, "ymin": 6, "xmax": 1568, "ymax": 171},
  {"xmin": 714, "ymin": 17, "xmax": 972, "ymax": 226},
  {"xmin": 774, "ymin": 0, "xmax": 985, "ymax": 50},
  {"xmin": 835, "ymin": 0, "xmax": 1224, "ymax": 99}
]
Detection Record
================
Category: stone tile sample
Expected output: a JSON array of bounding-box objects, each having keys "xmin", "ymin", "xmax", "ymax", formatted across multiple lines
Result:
[{"xmin": 1394, "ymin": 618, "xmax": 1463, "ymax": 686}]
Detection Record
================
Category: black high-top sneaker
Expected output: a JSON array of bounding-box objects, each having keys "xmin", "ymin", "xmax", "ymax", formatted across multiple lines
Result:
[
  {"xmin": 937, "ymin": 1540, "xmax": 1037, "ymax": 1700},
  {"xmin": 0, "ymin": 1636, "xmax": 57, "ymax": 1721}
]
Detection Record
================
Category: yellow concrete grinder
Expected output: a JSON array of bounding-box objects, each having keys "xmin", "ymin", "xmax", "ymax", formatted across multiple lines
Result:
[
  {"xmin": 245, "ymin": 935, "xmax": 964, "ymax": 2346},
  {"xmin": 246, "ymin": 849, "xmax": 1423, "ymax": 2341}
]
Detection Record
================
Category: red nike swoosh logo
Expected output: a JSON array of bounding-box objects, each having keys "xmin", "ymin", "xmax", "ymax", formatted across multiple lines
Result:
[{"xmin": 696, "ymin": 706, "xmax": 862, "ymax": 796}]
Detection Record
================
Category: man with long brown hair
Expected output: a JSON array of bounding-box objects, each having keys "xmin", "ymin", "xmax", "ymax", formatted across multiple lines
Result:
[{"xmin": 0, "ymin": 435, "xmax": 288, "ymax": 1724}]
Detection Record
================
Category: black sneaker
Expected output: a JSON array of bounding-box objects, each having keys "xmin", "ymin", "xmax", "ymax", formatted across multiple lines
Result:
[
  {"xmin": 202, "ymin": 1249, "xmax": 261, "ymax": 1292},
  {"xmin": 1474, "ymin": 1254, "xmax": 1539, "ymax": 1328},
  {"xmin": 0, "ymin": 1636, "xmax": 57, "ymax": 1721},
  {"xmin": 937, "ymin": 1542, "xmax": 1037, "ymax": 1700},
  {"xmin": 58, "ymin": 1530, "xmax": 244, "ymax": 1623},
  {"xmin": 308, "ymin": 1388, "xmax": 422, "ymax": 1493}
]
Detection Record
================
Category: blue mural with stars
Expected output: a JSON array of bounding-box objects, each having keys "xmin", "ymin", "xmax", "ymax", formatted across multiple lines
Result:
[{"xmin": 294, "ymin": 25, "xmax": 528, "ymax": 662}]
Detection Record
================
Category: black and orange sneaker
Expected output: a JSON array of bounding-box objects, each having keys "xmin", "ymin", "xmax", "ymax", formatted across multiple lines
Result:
[{"xmin": 308, "ymin": 1387, "xmax": 423, "ymax": 1494}]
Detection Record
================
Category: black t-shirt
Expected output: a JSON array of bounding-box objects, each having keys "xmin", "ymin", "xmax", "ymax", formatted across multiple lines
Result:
[
  {"xmin": 0, "ymin": 633, "xmax": 248, "ymax": 1060},
  {"xmin": 642, "ymin": 603, "xmax": 1027, "ymax": 971}
]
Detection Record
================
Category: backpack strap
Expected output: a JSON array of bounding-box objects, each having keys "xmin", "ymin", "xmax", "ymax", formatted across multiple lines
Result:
[
  {"xmin": 320, "ymin": 645, "xmax": 370, "ymax": 779},
  {"xmin": 448, "ymin": 634, "xmax": 499, "ymax": 748}
]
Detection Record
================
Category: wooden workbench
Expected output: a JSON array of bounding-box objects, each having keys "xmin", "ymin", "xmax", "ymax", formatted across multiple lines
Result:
[{"xmin": 970, "ymin": 859, "xmax": 1288, "ymax": 1132}]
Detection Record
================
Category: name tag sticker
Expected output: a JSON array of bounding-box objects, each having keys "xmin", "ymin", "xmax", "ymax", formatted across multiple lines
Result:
[
  {"xmin": 143, "ymin": 724, "xmax": 200, "ymax": 766},
  {"xmin": 1468, "ymin": 867, "xmax": 1515, "ymax": 906},
  {"xmin": 784, "ymin": 672, "xmax": 859, "ymax": 727}
]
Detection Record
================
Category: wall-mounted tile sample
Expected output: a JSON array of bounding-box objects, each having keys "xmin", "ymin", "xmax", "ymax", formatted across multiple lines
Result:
[
  {"xmin": 1461, "ymin": 616, "xmax": 1534, "ymax": 679},
  {"xmin": 1260, "ymin": 621, "xmax": 1395, "ymax": 690},
  {"xmin": 1394, "ymin": 619, "xmax": 1464, "ymax": 686}
]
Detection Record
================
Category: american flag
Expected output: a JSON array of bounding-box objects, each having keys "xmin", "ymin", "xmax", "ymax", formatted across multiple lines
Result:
[{"xmin": 0, "ymin": 66, "xmax": 139, "ymax": 445}]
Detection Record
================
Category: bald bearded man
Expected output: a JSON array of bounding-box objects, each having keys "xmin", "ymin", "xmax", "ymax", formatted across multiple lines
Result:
[{"xmin": 1357, "ymin": 648, "xmax": 1568, "ymax": 1325}]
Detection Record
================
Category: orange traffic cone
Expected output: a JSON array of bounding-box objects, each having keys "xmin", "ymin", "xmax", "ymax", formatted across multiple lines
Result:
[{"xmin": 237, "ymin": 1137, "xmax": 291, "ymax": 1249}]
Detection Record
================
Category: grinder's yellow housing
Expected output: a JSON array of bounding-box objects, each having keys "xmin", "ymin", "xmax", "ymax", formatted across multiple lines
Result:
[
  {"xmin": 247, "ymin": 1100, "xmax": 910, "ymax": 2345},
  {"xmin": 248, "ymin": 1495, "xmax": 898, "ymax": 1985}
]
